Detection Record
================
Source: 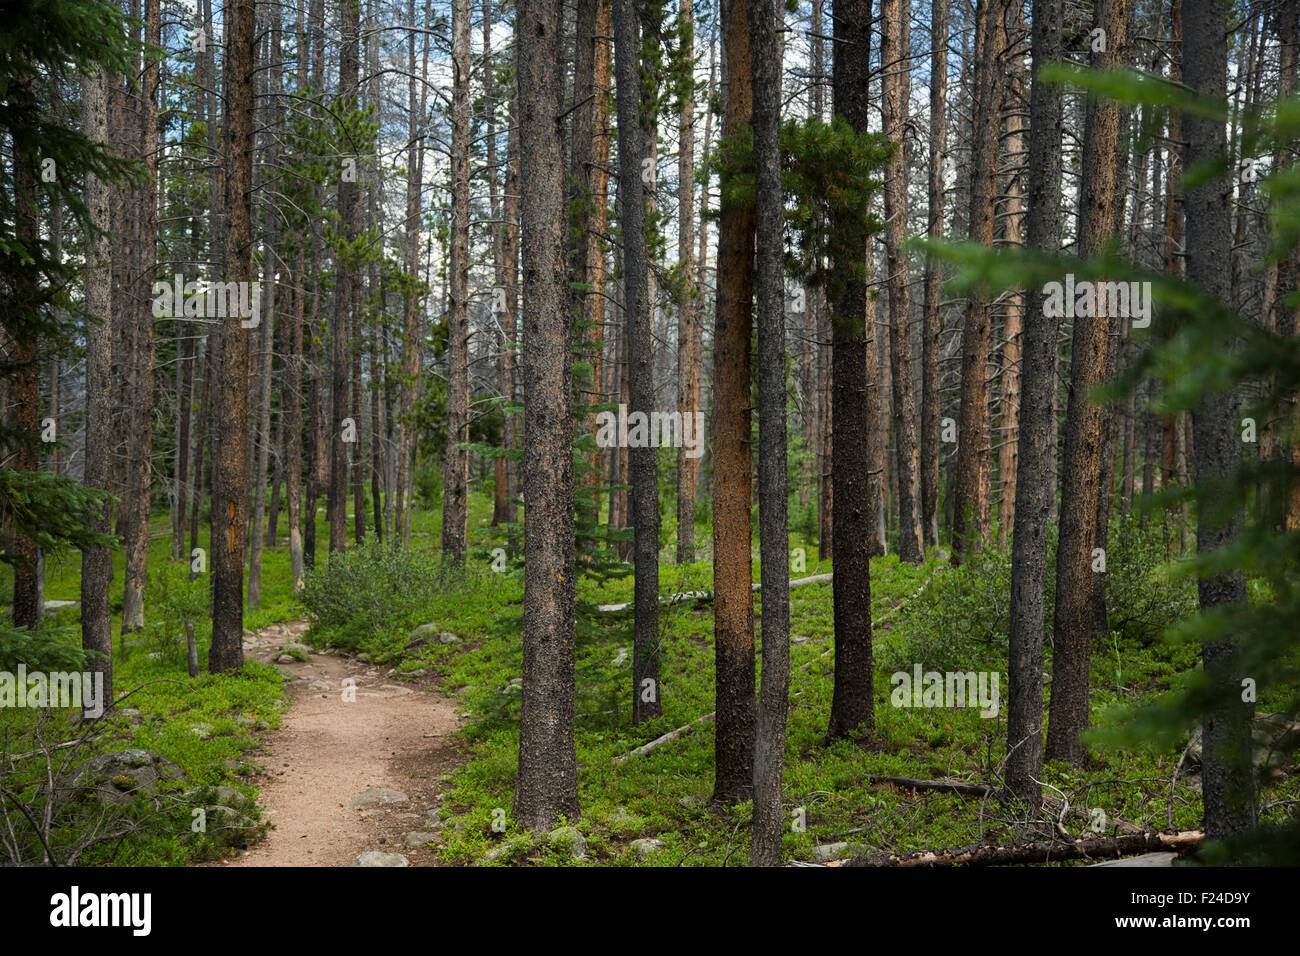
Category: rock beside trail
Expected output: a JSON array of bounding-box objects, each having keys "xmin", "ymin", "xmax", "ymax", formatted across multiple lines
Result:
[
  {"xmin": 62, "ymin": 749, "xmax": 183, "ymax": 807},
  {"xmin": 546, "ymin": 826, "xmax": 587, "ymax": 860},
  {"xmin": 404, "ymin": 831, "xmax": 438, "ymax": 848},
  {"xmin": 348, "ymin": 787, "xmax": 410, "ymax": 810},
  {"xmin": 630, "ymin": 838, "xmax": 664, "ymax": 857},
  {"xmin": 352, "ymin": 851, "xmax": 409, "ymax": 867},
  {"xmin": 813, "ymin": 842, "xmax": 850, "ymax": 863}
]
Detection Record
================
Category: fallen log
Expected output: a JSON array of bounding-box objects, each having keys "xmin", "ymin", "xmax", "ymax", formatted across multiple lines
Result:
[
  {"xmin": 594, "ymin": 573, "xmax": 834, "ymax": 614},
  {"xmin": 612, "ymin": 713, "xmax": 715, "ymax": 767},
  {"xmin": 844, "ymin": 829, "xmax": 1205, "ymax": 867},
  {"xmin": 868, "ymin": 775, "xmax": 995, "ymax": 797}
]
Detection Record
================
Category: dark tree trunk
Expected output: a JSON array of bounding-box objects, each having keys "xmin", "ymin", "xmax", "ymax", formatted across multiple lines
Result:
[
  {"xmin": 612, "ymin": 0, "xmax": 663, "ymax": 725},
  {"xmin": 883, "ymin": 0, "xmax": 922, "ymax": 563},
  {"xmin": 1183, "ymin": 0, "xmax": 1256, "ymax": 840},
  {"xmin": 513, "ymin": 0, "xmax": 581, "ymax": 831},
  {"xmin": 952, "ymin": 0, "xmax": 1010, "ymax": 562},
  {"xmin": 920, "ymin": 0, "xmax": 948, "ymax": 552},
  {"xmin": 749, "ymin": 0, "xmax": 789, "ymax": 867},
  {"xmin": 210, "ymin": 0, "xmax": 256, "ymax": 673},
  {"xmin": 1005, "ymin": 0, "xmax": 1063, "ymax": 808},
  {"xmin": 442, "ymin": 0, "xmax": 472, "ymax": 565},
  {"xmin": 825, "ymin": 0, "xmax": 877, "ymax": 742},
  {"xmin": 1046, "ymin": 0, "xmax": 1127, "ymax": 768}
]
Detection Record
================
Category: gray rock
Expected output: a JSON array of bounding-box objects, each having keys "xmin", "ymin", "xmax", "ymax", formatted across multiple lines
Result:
[
  {"xmin": 62, "ymin": 749, "xmax": 184, "ymax": 807},
  {"xmin": 348, "ymin": 787, "xmax": 410, "ymax": 810},
  {"xmin": 678, "ymin": 795, "xmax": 705, "ymax": 809},
  {"xmin": 437, "ymin": 632, "xmax": 462, "ymax": 645},
  {"xmin": 404, "ymin": 831, "xmax": 438, "ymax": 848},
  {"xmin": 351, "ymin": 851, "xmax": 409, "ymax": 867},
  {"xmin": 813, "ymin": 842, "xmax": 849, "ymax": 863},
  {"xmin": 630, "ymin": 838, "xmax": 664, "ymax": 857},
  {"xmin": 402, "ymin": 669, "xmax": 428, "ymax": 679},
  {"xmin": 546, "ymin": 826, "xmax": 587, "ymax": 860},
  {"xmin": 191, "ymin": 722, "xmax": 215, "ymax": 740},
  {"xmin": 407, "ymin": 623, "xmax": 441, "ymax": 646}
]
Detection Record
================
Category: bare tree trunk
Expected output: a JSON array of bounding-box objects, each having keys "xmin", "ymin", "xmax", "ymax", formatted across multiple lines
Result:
[
  {"xmin": 613, "ymin": 0, "xmax": 664, "ymax": 725},
  {"xmin": 882, "ymin": 0, "xmax": 921, "ymax": 562},
  {"xmin": 749, "ymin": 0, "xmax": 789, "ymax": 866},
  {"xmin": 710, "ymin": 0, "xmax": 757, "ymax": 803},
  {"xmin": 825, "ymin": 0, "xmax": 877, "ymax": 742},
  {"xmin": 1005, "ymin": 0, "xmax": 1063, "ymax": 809},
  {"xmin": 675, "ymin": 0, "xmax": 699, "ymax": 563},
  {"xmin": 952, "ymin": 0, "xmax": 1009, "ymax": 562},
  {"xmin": 81, "ymin": 64, "xmax": 115, "ymax": 694},
  {"xmin": 997, "ymin": 46, "xmax": 1025, "ymax": 545},
  {"xmin": 513, "ymin": 0, "xmax": 580, "ymax": 831},
  {"xmin": 210, "ymin": 0, "xmax": 256, "ymax": 673},
  {"xmin": 1183, "ymin": 0, "xmax": 1256, "ymax": 841},
  {"xmin": 122, "ymin": 0, "xmax": 160, "ymax": 633},
  {"xmin": 441, "ymin": 0, "xmax": 472, "ymax": 565},
  {"xmin": 1046, "ymin": 0, "xmax": 1127, "ymax": 768},
  {"xmin": 921, "ymin": 0, "xmax": 947, "ymax": 551}
]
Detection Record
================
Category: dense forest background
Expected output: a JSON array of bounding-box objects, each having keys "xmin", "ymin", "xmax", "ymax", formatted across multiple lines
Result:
[{"xmin": 0, "ymin": 0, "xmax": 1298, "ymax": 868}]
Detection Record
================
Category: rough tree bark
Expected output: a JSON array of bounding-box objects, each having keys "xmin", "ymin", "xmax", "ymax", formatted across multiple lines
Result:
[
  {"xmin": 749, "ymin": 0, "xmax": 789, "ymax": 867},
  {"xmin": 513, "ymin": 0, "xmax": 581, "ymax": 830},
  {"xmin": 442, "ymin": 0, "xmax": 472, "ymax": 564},
  {"xmin": 711, "ymin": 0, "xmax": 757, "ymax": 802},
  {"xmin": 1005, "ymin": 0, "xmax": 1063, "ymax": 808},
  {"xmin": 882, "ymin": 0, "xmax": 922, "ymax": 563},
  {"xmin": 825, "ymin": 0, "xmax": 878, "ymax": 742},
  {"xmin": 210, "ymin": 0, "xmax": 256, "ymax": 673},
  {"xmin": 1046, "ymin": 0, "xmax": 1127, "ymax": 768},
  {"xmin": 1183, "ymin": 0, "xmax": 1256, "ymax": 840}
]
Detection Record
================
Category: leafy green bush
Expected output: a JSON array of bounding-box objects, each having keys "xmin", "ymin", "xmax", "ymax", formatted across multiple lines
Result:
[
  {"xmin": 140, "ymin": 562, "xmax": 209, "ymax": 664},
  {"xmin": 299, "ymin": 540, "xmax": 452, "ymax": 650},
  {"xmin": 1101, "ymin": 513, "xmax": 1198, "ymax": 643},
  {"xmin": 884, "ymin": 548, "xmax": 1014, "ymax": 673}
]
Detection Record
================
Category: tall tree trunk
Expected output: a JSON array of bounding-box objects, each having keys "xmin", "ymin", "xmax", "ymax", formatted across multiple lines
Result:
[
  {"xmin": 613, "ymin": 0, "xmax": 663, "ymax": 725},
  {"xmin": 749, "ymin": 0, "xmax": 789, "ymax": 866},
  {"xmin": 921, "ymin": 0, "xmax": 948, "ymax": 551},
  {"xmin": 1183, "ymin": 0, "xmax": 1256, "ymax": 840},
  {"xmin": 122, "ymin": 0, "xmax": 160, "ymax": 633},
  {"xmin": 1045, "ymin": 0, "xmax": 1127, "ymax": 768},
  {"xmin": 883, "ymin": 0, "xmax": 921, "ymax": 563},
  {"xmin": 210, "ymin": 0, "xmax": 256, "ymax": 673},
  {"xmin": 825, "ymin": 0, "xmax": 877, "ymax": 741},
  {"xmin": 568, "ymin": 0, "xmax": 613, "ymax": 535},
  {"xmin": 952, "ymin": 0, "xmax": 1010, "ymax": 562},
  {"xmin": 81, "ymin": 65, "xmax": 115, "ymax": 696},
  {"xmin": 329, "ymin": 0, "xmax": 360, "ymax": 555},
  {"xmin": 441, "ymin": 0, "xmax": 472, "ymax": 565},
  {"xmin": 513, "ymin": 0, "xmax": 581, "ymax": 830},
  {"xmin": 710, "ymin": 0, "xmax": 757, "ymax": 802},
  {"xmin": 997, "ymin": 47, "xmax": 1025, "ymax": 545},
  {"xmin": 675, "ymin": 0, "xmax": 699, "ymax": 563},
  {"xmin": 1005, "ymin": 0, "xmax": 1063, "ymax": 808}
]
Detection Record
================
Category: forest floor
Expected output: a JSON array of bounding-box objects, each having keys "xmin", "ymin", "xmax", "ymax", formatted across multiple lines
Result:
[{"xmin": 220, "ymin": 620, "xmax": 463, "ymax": 867}]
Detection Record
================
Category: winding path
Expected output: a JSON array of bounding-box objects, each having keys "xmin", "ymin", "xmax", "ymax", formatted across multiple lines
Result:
[{"xmin": 219, "ymin": 621, "xmax": 463, "ymax": 867}]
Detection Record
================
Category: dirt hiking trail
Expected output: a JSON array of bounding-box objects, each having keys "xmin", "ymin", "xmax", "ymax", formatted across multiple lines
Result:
[{"xmin": 219, "ymin": 620, "xmax": 463, "ymax": 867}]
